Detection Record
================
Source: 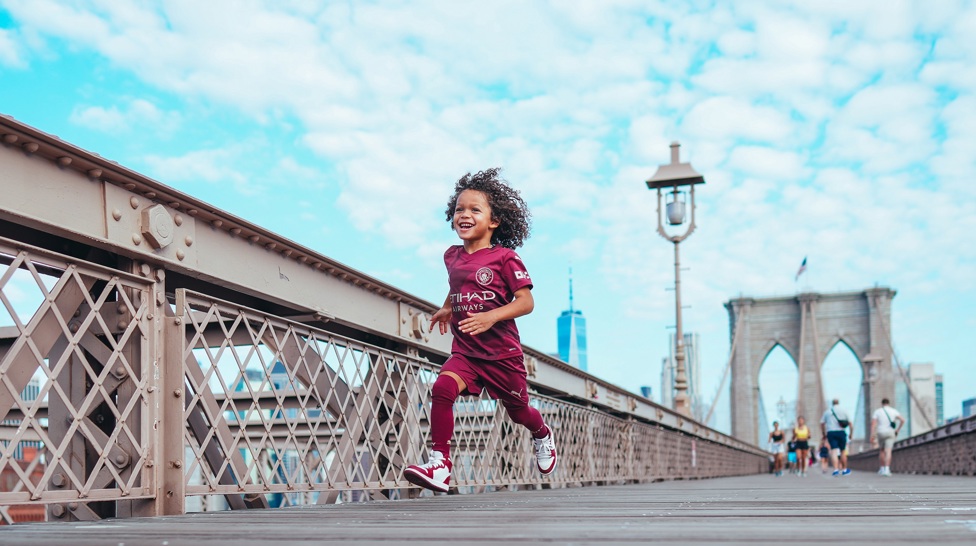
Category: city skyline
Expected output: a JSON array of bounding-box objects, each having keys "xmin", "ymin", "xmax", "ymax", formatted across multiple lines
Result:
[{"xmin": 1, "ymin": 1, "xmax": 974, "ymax": 424}]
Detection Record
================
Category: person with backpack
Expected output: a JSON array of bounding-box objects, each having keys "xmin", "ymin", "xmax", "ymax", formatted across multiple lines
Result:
[
  {"xmin": 820, "ymin": 398, "xmax": 853, "ymax": 476},
  {"xmin": 870, "ymin": 398, "xmax": 905, "ymax": 476}
]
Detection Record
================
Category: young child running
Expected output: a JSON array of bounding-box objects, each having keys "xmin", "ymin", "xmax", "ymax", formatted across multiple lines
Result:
[{"xmin": 403, "ymin": 168, "xmax": 557, "ymax": 493}]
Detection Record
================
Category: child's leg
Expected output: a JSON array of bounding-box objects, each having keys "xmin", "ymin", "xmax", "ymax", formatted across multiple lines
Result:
[
  {"xmin": 430, "ymin": 372, "xmax": 464, "ymax": 457},
  {"xmin": 502, "ymin": 398, "xmax": 548, "ymax": 439}
]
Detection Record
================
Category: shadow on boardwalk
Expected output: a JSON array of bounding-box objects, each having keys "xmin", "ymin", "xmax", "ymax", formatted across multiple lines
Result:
[{"xmin": 2, "ymin": 472, "xmax": 974, "ymax": 545}]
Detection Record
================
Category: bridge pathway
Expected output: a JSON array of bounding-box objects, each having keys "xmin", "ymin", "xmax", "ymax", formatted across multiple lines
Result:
[{"xmin": 2, "ymin": 472, "xmax": 974, "ymax": 545}]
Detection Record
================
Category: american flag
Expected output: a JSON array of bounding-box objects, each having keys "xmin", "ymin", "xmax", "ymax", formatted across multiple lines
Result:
[{"xmin": 795, "ymin": 256, "xmax": 807, "ymax": 281}]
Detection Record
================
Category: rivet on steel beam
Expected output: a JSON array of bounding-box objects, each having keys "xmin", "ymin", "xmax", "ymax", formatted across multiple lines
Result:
[
  {"xmin": 176, "ymin": 249, "xmax": 185, "ymax": 261},
  {"xmin": 22, "ymin": 142, "xmax": 38, "ymax": 153},
  {"xmin": 169, "ymin": 201, "xmax": 180, "ymax": 209},
  {"xmin": 230, "ymin": 227, "xmax": 241, "ymax": 236},
  {"xmin": 112, "ymin": 208, "xmax": 122, "ymax": 221},
  {"xmin": 130, "ymin": 196, "xmax": 140, "ymax": 209},
  {"xmin": 249, "ymin": 235, "xmax": 259, "ymax": 243},
  {"xmin": 174, "ymin": 214, "xmax": 184, "ymax": 227},
  {"xmin": 68, "ymin": 502, "xmax": 79, "ymax": 510},
  {"xmin": 212, "ymin": 219, "xmax": 223, "ymax": 228},
  {"xmin": 114, "ymin": 365, "xmax": 128, "ymax": 378},
  {"xmin": 117, "ymin": 302, "xmax": 127, "ymax": 314},
  {"xmin": 265, "ymin": 242, "xmax": 276, "ymax": 250},
  {"xmin": 69, "ymin": 322, "xmax": 80, "ymax": 333},
  {"xmin": 145, "ymin": 191, "xmax": 156, "ymax": 199},
  {"xmin": 57, "ymin": 156, "xmax": 72, "ymax": 167},
  {"xmin": 132, "ymin": 233, "xmax": 143, "ymax": 245},
  {"xmin": 50, "ymin": 504, "xmax": 66, "ymax": 518},
  {"xmin": 2, "ymin": 134, "xmax": 17, "ymax": 144},
  {"xmin": 184, "ymin": 235, "xmax": 193, "ymax": 247},
  {"xmin": 282, "ymin": 249, "xmax": 293, "ymax": 257},
  {"xmin": 113, "ymin": 453, "xmax": 130, "ymax": 467},
  {"xmin": 118, "ymin": 319, "xmax": 128, "ymax": 330},
  {"xmin": 145, "ymin": 459, "xmax": 154, "ymax": 468},
  {"xmin": 147, "ymin": 313, "xmax": 154, "ymax": 320},
  {"xmin": 51, "ymin": 473, "xmax": 67, "ymax": 487},
  {"xmin": 172, "ymin": 460, "xmax": 182, "ymax": 468},
  {"xmin": 123, "ymin": 183, "xmax": 136, "ymax": 191},
  {"xmin": 174, "ymin": 317, "xmax": 182, "ymax": 325},
  {"xmin": 187, "ymin": 208, "xmax": 198, "ymax": 216},
  {"xmin": 88, "ymin": 168, "xmax": 102, "ymax": 179},
  {"xmin": 173, "ymin": 389, "xmax": 183, "ymax": 397}
]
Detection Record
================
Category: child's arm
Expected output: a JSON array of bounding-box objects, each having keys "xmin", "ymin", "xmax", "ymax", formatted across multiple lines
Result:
[
  {"xmin": 458, "ymin": 287, "xmax": 533, "ymax": 336},
  {"xmin": 429, "ymin": 295, "xmax": 452, "ymax": 335}
]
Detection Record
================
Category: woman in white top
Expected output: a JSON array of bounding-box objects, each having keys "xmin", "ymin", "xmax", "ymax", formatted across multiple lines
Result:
[{"xmin": 768, "ymin": 421, "xmax": 786, "ymax": 476}]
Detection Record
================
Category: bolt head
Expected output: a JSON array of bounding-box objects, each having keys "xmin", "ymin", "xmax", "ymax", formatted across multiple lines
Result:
[{"xmin": 141, "ymin": 204, "xmax": 175, "ymax": 250}]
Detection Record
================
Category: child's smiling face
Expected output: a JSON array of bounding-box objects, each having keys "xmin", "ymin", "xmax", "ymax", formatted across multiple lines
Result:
[{"xmin": 453, "ymin": 189, "xmax": 499, "ymax": 248}]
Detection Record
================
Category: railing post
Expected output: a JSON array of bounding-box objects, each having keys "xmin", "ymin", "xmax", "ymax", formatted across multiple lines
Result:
[{"xmin": 156, "ymin": 286, "xmax": 186, "ymax": 515}]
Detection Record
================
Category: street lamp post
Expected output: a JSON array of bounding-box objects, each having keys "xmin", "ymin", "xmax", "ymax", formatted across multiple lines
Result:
[{"xmin": 646, "ymin": 141, "xmax": 705, "ymax": 417}]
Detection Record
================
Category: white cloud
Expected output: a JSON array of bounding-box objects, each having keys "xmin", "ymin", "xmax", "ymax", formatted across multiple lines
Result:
[
  {"xmin": 144, "ymin": 146, "xmax": 256, "ymax": 195},
  {"xmin": 725, "ymin": 146, "xmax": 808, "ymax": 181},
  {"xmin": 0, "ymin": 28, "xmax": 26, "ymax": 67},
  {"xmin": 69, "ymin": 98, "xmax": 181, "ymax": 134},
  {"xmin": 4, "ymin": 0, "xmax": 976, "ymax": 417},
  {"xmin": 683, "ymin": 97, "xmax": 795, "ymax": 144}
]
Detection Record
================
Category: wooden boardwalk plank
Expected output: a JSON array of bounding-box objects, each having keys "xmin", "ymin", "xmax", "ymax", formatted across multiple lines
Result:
[{"xmin": 2, "ymin": 472, "xmax": 974, "ymax": 545}]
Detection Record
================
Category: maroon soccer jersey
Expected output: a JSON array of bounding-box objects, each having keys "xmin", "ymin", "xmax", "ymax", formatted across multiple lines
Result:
[{"xmin": 444, "ymin": 245, "xmax": 533, "ymax": 360}]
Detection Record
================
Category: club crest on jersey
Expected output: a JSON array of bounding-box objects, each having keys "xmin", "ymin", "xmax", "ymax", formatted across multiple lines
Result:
[{"xmin": 475, "ymin": 267, "xmax": 494, "ymax": 285}]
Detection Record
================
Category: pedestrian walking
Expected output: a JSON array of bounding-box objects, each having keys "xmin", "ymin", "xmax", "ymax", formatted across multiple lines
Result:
[
  {"xmin": 818, "ymin": 437, "xmax": 830, "ymax": 474},
  {"xmin": 792, "ymin": 416, "xmax": 811, "ymax": 476},
  {"xmin": 870, "ymin": 398, "xmax": 905, "ymax": 477},
  {"xmin": 820, "ymin": 398, "xmax": 853, "ymax": 476},
  {"xmin": 768, "ymin": 421, "xmax": 786, "ymax": 476}
]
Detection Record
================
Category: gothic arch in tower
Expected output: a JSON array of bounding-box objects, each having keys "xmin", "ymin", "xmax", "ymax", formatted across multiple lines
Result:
[{"xmin": 724, "ymin": 287, "xmax": 896, "ymax": 446}]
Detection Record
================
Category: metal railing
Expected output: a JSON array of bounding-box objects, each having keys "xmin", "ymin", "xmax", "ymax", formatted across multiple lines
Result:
[
  {"xmin": 1, "ymin": 113, "xmax": 768, "ymax": 524},
  {"xmin": 848, "ymin": 415, "xmax": 976, "ymax": 476}
]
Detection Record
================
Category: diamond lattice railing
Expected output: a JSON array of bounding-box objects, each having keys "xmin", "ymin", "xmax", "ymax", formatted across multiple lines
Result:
[
  {"xmin": 1, "ymin": 241, "xmax": 766, "ymax": 521},
  {"xmin": 0, "ymin": 240, "xmax": 154, "ymax": 524},
  {"xmin": 177, "ymin": 291, "xmax": 764, "ymax": 509}
]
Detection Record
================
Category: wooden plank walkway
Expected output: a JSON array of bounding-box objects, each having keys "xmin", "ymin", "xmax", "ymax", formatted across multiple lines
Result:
[{"xmin": 2, "ymin": 471, "xmax": 974, "ymax": 545}]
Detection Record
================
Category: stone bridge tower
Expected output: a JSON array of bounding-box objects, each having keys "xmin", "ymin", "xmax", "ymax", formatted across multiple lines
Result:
[{"xmin": 725, "ymin": 288, "xmax": 896, "ymax": 445}]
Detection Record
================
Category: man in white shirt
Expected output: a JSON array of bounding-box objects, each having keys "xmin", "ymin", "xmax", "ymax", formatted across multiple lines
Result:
[
  {"xmin": 820, "ymin": 398, "xmax": 853, "ymax": 476},
  {"xmin": 870, "ymin": 398, "xmax": 905, "ymax": 477}
]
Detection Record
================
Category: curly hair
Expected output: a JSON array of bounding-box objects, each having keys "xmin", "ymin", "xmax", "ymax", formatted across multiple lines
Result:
[{"xmin": 445, "ymin": 168, "xmax": 531, "ymax": 249}]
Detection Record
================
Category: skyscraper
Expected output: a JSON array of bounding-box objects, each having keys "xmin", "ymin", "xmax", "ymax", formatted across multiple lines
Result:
[
  {"xmin": 557, "ymin": 269, "xmax": 587, "ymax": 372},
  {"xmin": 902, "ymin": 362, "xmax": 940, "ymax": 436}
]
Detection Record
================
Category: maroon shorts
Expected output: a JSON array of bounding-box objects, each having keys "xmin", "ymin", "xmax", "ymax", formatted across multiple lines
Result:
[{"xmin": 441, "ymin": 353, "xmax": 530, "ymax": 408}]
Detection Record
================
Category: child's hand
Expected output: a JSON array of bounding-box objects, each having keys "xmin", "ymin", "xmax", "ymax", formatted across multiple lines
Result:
[
  {"xmin": 429, "ymin": 307, "xmax": 451, "ymax": 335},
  {"xmin": 458, "ymin": 311, "xmax": 496, "ymax": 336}
]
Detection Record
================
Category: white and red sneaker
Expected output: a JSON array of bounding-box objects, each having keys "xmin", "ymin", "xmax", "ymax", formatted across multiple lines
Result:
[
  {"xmin": 404, "ymin": 451, "xmax": 452, "ymax": 492},
  {"xmin": 533, "ymin": 427, "xmax": 557, "ymax": 475}
]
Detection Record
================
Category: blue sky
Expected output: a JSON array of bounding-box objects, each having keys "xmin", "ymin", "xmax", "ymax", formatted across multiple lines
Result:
[{"xmin": 2, "ymin": 1, "xmax": 974, "ymax": 433}]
